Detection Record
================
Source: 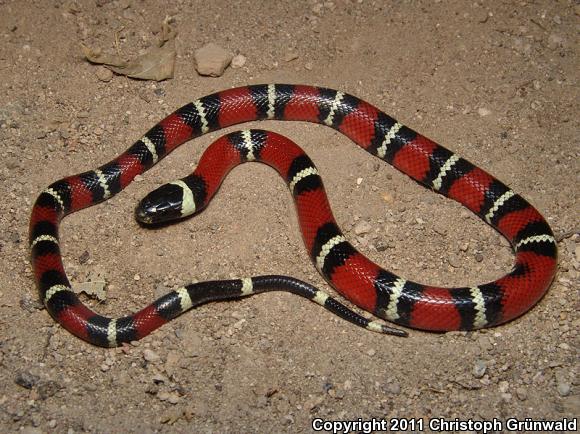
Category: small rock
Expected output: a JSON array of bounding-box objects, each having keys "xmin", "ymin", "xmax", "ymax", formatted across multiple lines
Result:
[
  {"xmin": 15, "ymin": 372, "xmax": 39, "ymax": 389},
  {"xmin": 375, "ymin": 240, "xmax": 388, "ymax": 252},
  {"xmin": 473, "ymin": 360, "xmax": 487, "ymax": 378},
  {"xmin": 96, "ymin": 66, "xmax": 113, "ymax": 82},
  {"xmin": 231, "ymin": 54, "xmax": 246, "ymax": 69},
  {"xmin": 79, "ymin": 250, "xmax": 90, "ymax": 264},
  {"xmin": 356, "ymin": 177, "xmax": 363, "ymax": 185},
  {"xmin": 167, "ymin": 392, "xmax": 180, "ymax": 404},
  {"xmin": 157, "ymin": 391, "xmax": 170, "ymax": 401},
  {"xmin": 498, "ymin": 380, "xmax": 509, "ymax": 393},
  {"xmin": 477, "ymin": 107, "xmax": 491, "ymax": 117},
  {"xmin": 152, "ymin": 373, "xmax": 169, "ymax": 384},
  {"xmin": 383, "ymin": 382, "xmax": 401, "ymax": 395},
  {"xmin": 143, "ymin": 349, "xmax": 161, "ymax": 363},
  {"xmin": 8, "ymin": 231, "xmax": 20, "ymax": 243},
  {"xmin": 474, "ymin": 253, "xmax": 484, "ymax": 262},
  {"xmin": 448, "ymin": 255, "xmax": 462, "ymax": 268},
  {"xmin": 557, "ymin": 382, "xmax": 571, "ymax": 397},
  {"xmin": 194, "ymin": 43, "xmax": 233, "ymax": 77},
  {"xmin": 354, "ymin": 221, "xmax": 372, "ymax": 235},
  {"xmin": 380, "ymin": 191, "xmax": 394, "ymax": 203},
  {"xmin": 304, "ymin": 394, "xmax": 324, "ymax": 411},
  {"xmin": 19, "ymin": 297, "xmax": 44, "ymax": 313},
  {"xmin": 284, "ymin": 52, "xmax": 299, "ymax": 62},
  {"xmin": 366, "ymin": 348, "xmax": 376, "ymax": 356},
  {"xmin": 515, "ymin": 386, "xmax": 527, "ymax": 401},
  {"xmin": 36, "ymin": 380, "xmax": 62, "ymax": 399}
]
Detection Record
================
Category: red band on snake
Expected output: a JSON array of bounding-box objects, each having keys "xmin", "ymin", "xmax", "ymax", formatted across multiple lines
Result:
[{"xmin": 29, "ymin": 84, "xmax": 557, "ymax": 347}]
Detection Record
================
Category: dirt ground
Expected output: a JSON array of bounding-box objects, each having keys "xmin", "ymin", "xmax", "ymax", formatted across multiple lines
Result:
[{"xmin": 0, "ymin": 0, "xmax": 578, "ymax": 433}]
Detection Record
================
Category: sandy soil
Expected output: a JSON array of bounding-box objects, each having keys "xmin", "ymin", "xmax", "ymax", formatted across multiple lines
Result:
[{"xmin": 1, "ymin": 0, "xmax": 578, "ymax": 432}]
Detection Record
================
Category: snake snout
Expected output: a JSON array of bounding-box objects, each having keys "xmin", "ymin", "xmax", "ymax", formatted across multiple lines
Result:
[{"xmin": 135, "ymin": 183, "xmax": 185, "ymax": 224}]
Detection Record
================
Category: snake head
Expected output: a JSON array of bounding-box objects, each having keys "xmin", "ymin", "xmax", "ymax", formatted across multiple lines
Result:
[{"xmin": 135, "ymin": 183, "xmax": 185, "ymax": 225}]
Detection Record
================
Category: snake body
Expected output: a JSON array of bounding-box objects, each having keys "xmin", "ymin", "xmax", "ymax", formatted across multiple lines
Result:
[{"xmin": 30, "ymin": 84, "xmax": 557, "ymax": 347}]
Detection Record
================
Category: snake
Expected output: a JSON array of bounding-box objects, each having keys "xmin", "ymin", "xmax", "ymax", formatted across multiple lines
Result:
[{"xmin": 29, "ymin": 84, "xmax": 558, "ymax": 347}]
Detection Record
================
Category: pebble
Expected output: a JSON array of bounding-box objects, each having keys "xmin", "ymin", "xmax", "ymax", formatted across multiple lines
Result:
[
  {"xmin": 79, "ymin": 251, "xmax": 89, "ymax": 264},
  {"xmin": 375, "ymin": 240, "xmax": 388, "ymax": 252},
  {"xmin": 473, "ymin": 360, "xmax": 487, "ymax": 378},
  {"xmin": 143, "ymin": 349, "xmax": 161, "ymax": 363},
  {"xmin": 383, "ymin": 382, "xmax": 401, "ymax": 395},
  {"xmin": 284, "ymin": 52, "xmax": 299, "ymax": 62},
  {"xmin": 477, "ymin": 107, "xmax": 491, "ymax": 116},
  {"xmin": 231, "ymin": 54, "xmax": 247, "ymax": 69},
  {"xmin": 498, "ymin": 380, "xmax": 509, "ymax": 393},
  {"xmin": 557, "ymin": 381, "xmax": 571, "ymax": 397},
  {"xmin": 354, "ymin": 221, "xmax": 372, "ymax": 235},
  {"xmin": 15, "ymin": 372, "xmax": 39, "ymax": 389},
  {"xmin": 366, "ymin": 348, "xmax": 376, "ymax": 356},
  {"xmin": 96, "ymin": 66, "xmax": 113, "ymax": 82},
  {"xmin": 8, "ymin": 231, "xmax": 20, "ymax": 243},
  {"xmin": 37, "ymin": 380, "xmax": 62, "ymax": 399},
  {"xmin": 304, "ymin": 394, "xmax": 324, "ymax": 411},
  {"xmin": 515, "ymin": 387, "xmax": 527, "ymax": 401},
  {"xmin": 194, "ymin": 43, "xmax": 233, "ymax": 77},
  {"xmin": 157, "ymin": 390, "xmax": 180, "ymax": 404},
  {"xmin": 448, "ymin": 255, "xmax": 462, "ymax": 268}
]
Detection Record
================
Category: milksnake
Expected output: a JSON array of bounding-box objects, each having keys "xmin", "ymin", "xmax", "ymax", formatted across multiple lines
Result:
[{"xmin": 30, "ymin": 84, "xmax": 558, "ymax": 347}]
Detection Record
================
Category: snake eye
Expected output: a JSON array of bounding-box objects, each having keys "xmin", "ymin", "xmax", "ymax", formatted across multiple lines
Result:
[{"xmin": 135, "ymin": 183, "xmax": 184, "ymax": 224}]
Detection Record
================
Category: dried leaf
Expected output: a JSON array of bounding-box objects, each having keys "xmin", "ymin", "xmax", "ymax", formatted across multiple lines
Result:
[
  {"xmin": 81, "ymin": 44, "xmax": 128, "ymax": 68},
  {"xmin": 74, "ymin": 280, "xmax": 107, "ymax": 301},
  {"xmin": 81, "ymin": 18, "xmax": 177, "ymax": 81},
  {"xmin": 108, "ymin": 38, "xmax": 176, "ymax": 81}
]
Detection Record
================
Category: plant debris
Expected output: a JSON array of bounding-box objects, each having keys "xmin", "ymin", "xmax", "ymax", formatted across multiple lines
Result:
[
  {"xmin": 81, "ymin": 18, "xmax": 177, "ymax": 81},
  {"xmin": 73, "ymin": 280, "xmax": 107, "ymax": 301}
]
